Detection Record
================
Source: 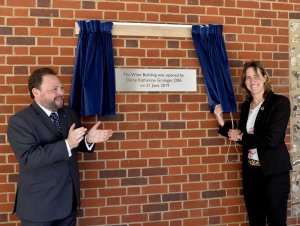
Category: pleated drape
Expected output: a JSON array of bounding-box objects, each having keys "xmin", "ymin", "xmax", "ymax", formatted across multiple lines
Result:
[
  {"xmin": 192, "ymin": 24, "xmax": 236, "ymax": 113},
  {"xmin": 70, "ymin": 20, "xmax": 116, "ymax": 116}
]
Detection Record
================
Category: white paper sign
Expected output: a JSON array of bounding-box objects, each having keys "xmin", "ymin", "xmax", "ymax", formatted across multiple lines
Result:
[{"xmin": 115, "ymin": 68, "xmax": 197, "ymax": 92}]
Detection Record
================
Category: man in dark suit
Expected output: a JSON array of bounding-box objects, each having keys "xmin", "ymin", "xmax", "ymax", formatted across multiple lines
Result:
[{"xmin": 7, "ymin": 67, "xmax": 113, "ymax": 226}]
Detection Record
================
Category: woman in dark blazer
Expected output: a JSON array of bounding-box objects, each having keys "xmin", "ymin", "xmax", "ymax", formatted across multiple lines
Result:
[{"xmin": 214, "ymin": 60, "xmax": 291, "ymax": 226}]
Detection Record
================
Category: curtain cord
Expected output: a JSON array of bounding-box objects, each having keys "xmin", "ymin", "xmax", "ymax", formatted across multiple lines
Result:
[{"xmin": 227, "ymin": 112, "xmax": 239, "ymax": 163}]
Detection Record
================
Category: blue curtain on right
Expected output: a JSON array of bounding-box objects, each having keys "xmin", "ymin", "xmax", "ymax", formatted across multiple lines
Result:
[
  {"xmin": 70, "ymin": 20, "xmax": 116, "ymax": 117},
  {"xmin": 192, "ymin": 24, "xmax": 236, "ymax": 113}
]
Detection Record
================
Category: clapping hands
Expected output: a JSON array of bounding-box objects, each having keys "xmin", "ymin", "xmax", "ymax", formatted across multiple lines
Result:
[
  {"xmin": 86, "ymin": 121, "xmax": 113, "ymax": 144},
  {"xmin": 67, "ymin": 121, "xmax": 113, "ymax": 149}
]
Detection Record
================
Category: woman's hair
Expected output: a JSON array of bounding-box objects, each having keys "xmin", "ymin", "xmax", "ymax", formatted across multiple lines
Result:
[
  {"xmin": 240, "ymin": 60, "xmax": 272, "ymax": 100},
  {"xmin": 28, "ymin": 67, "xmax": 57, "ymax": 99}
]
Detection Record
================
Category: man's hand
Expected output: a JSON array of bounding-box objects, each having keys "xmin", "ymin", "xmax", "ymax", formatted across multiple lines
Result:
[
  {"xmin": 66, "ymin": 123, "xmax": 87, "ymax": 149},
  {"xmin": 86, "ymin": 121, "xmax": 113, "ymax": 144}
]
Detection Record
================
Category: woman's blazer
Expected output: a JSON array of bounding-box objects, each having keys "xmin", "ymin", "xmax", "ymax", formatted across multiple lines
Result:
[{"xmin": 219, "ymin": 91, "xmax": 292, "ymax": 176}]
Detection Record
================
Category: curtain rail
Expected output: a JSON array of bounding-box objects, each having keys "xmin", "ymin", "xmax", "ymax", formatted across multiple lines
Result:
[{"xmin": 75, "ymin": 21, "xmax": 192, "ymax": 37}]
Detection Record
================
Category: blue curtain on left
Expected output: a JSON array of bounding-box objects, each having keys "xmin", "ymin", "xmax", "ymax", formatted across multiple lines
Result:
[
  {"xmin": 192, "ymin": 24, "xmax": 236, "ymax": 113},
  {"xmin": 70, "ymin": 20, "xmax": 116, "ymax": 116}
]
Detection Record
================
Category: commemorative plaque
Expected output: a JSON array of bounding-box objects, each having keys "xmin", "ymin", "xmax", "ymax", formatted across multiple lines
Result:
[{"xmin": 115, "ymin": 68, "xmax": 197, "ymax": 92}]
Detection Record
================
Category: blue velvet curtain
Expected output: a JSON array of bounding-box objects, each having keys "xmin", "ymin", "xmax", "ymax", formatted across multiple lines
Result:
[
  {"xmin": 192, "ymin": 24, "xmax": 236, "ymax": 113},
  {"xmin": 70, "ymin": 20, "xmax": 116, "ymax": 116}
]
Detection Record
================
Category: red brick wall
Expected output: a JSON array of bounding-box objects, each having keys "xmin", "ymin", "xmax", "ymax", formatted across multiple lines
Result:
[{"xmin": 1, "ymin": 0, "xmax": 299, "ymax": 225}]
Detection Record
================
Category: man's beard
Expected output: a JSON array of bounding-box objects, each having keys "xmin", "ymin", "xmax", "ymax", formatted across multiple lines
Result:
[{"xmin": 48, "ymin": 97, "xmax": 64, "ymax": 111}]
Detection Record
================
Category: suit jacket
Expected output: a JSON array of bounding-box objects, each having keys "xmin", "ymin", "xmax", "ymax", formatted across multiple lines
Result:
[
  {"xmin": 219, "ymin": 91, "xmax": 292, "ymax": 176},
  {"xmin": 7, "ymin": 102, "xmax": 94, "ymax": 222}
]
